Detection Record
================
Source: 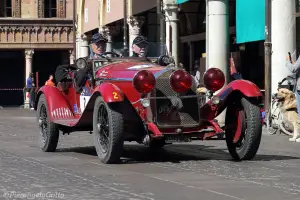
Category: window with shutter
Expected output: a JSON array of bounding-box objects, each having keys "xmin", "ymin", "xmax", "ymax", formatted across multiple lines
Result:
[
  {"xmin": 12, "ymin": 0, "xmax": 21, "ymax": 18},
  {"xmin": 44, "ymin": 0, "xmax": 57, "ymax": 18},
  {"xmin": 0, "ymin": 0, "xmax": 13, "ymax": 17},
  {"xmin": 57, "ymin": 0, "xmax": 66, "ymax": 18}
]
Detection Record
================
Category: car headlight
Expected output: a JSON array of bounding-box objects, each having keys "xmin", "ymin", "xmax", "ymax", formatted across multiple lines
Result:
[
  {"xmin": 141, "ymin": 98, "xmax": 150, "ymax": 107},
  {"xmin": 75, "ymin": 58, "xmax": 87, "ymax": 69},
  {"xmin": 211, "ymin": 96, "xmax": 220, "ymax": 105}
]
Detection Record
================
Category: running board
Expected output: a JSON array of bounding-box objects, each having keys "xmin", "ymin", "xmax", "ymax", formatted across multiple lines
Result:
[{"xmin": 53, "ymin": 119, "xmax": 79, "ymax": 127}]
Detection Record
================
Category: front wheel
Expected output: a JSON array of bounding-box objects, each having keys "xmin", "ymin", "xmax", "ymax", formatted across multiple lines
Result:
[
  {"xmin": 225, "ymin": 97, "xmax": 262, "ymax": 160},
  {"xmin": 93, "ymin": 96, "xmax": 124, "ymax": 164},
  {"xmin": 36, "ymin": 94, "xmax": 59, "ymax": 152}
]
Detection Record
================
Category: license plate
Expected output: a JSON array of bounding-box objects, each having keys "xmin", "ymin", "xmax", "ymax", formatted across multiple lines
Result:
[{"xmin": 164, "ymin": 135, "xmax": 191, "ymax": 143}]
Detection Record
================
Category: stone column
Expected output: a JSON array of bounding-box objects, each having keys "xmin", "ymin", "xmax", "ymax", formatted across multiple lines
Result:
[
  {"xmin": 24, "ymin": 49, "xmax": 34, "ymax": 109},
  {"xmin": 69, "ymin": 50, "xmax": 74, "ymax": 64},
  {"xmin": 100, "ymin": 25, "xmax": 119, "ymax": 54},
  {"xmin": 206, "ymin": 0, "xmax": 229, "ymax": 82},
  {"xmin": 127, "ymin": 16, "xmax": 145, "ymax": 56},
  {"xmin": 271, "ymin": 0, "xmax": 296, "ymax": 94},
  {"xmin": 163, "ymin": 2, "xmax": 179, "ymax": 66},
  {"xmin": 75, "ymin": 33, "xmax": 81, "ymax": 59},
  {"xmin": 78, "ymin": 34, "xmax": 89, "ymax": 58},
  {"xmin": 206, "ymin": 0, "xmax": 229, "ymax": 125}
]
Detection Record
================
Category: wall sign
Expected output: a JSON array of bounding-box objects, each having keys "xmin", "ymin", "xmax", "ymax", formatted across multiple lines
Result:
[
  {"xmin": 84, "ymin": 8, "xmax": 88, "ymax": 23},
  {"xmin": 107, "ymin": 0, "xmax": 110, "ymax": 13}
]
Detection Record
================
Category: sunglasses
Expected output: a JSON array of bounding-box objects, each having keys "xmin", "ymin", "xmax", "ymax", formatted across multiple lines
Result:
[
  {"xmin": 95, "ymin": 40, "xmax": 106, "ymax": 46},
  {"xmin": 136, "ymin": 42, "xmax": 148, "ymax": 49}
]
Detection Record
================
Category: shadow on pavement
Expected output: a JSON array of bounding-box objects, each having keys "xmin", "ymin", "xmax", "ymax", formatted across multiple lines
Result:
[{"xmin": 56, "ymin": 144, "xmax": 300, "ymax": 164}]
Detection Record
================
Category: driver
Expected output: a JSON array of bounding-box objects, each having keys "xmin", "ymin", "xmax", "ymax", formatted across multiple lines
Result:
[
  {"xmin": 132, "ymin": 35, "xmax": 148, "ymax": 57},
  {"xmin": 73, "ymin": 33, "xmax": 107, "ymax": 92},
  {"xmin": 89, "ymin": 32, "xmax": 108, "ymax": 59},
  {"xmin": 74, "ymin": 32, "xmax": 108, "ymax": 92}
]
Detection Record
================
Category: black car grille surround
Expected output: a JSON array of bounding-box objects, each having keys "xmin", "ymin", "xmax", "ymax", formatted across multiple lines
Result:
[{"xmin": 151, "ymin": 70, "xmax": 206, "ymax": 127}]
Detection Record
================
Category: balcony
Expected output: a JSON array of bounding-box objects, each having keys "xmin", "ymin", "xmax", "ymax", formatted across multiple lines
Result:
[{"xmin": 0, "ymin": 18, "xmax": 74, "ymax": 49}]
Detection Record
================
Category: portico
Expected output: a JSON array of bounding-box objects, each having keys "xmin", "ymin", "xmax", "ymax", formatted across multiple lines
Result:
[{"xmin": 0, "ymin": 18, "xmax": 74, "ymax": 107}]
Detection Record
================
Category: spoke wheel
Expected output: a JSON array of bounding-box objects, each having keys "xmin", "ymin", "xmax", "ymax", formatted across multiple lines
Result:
[
  {"xmin": 39, "ymin": 104, "xmax": 48, "ymax": 147},
  {"xmin": 93, "ymin": 96, "xmax": 124, "ymax": 164},
  {"xmin": 36, "ymin": 94, "xmax": 59, "ymax": 152},
  {"xmin": 225, "ymin": 97, "xmax": 262, "ymax": 161},
  {"xmin": 96, "ymin": 104, "xmax": 110, "ymax": 154}
]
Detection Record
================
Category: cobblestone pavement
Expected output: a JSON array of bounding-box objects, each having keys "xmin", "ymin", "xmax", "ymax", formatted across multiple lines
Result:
[{"xmin": 0, "ymin": 108, "xmax": 300, "ymax": 200}]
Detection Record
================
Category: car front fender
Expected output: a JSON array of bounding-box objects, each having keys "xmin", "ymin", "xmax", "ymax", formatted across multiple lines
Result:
[
  {"xmin": 35, "ymin": 86, "xmax": 73, "ymax": 121},
  {"xmin": 200, "ymin": 80, "xmax": 262, "ymax": 120},
  {"xmin": 217, "ymin": 80, "xmax": 262, "ymax": 99},
  {"xmin": 93, "ymin": 82, "xmax": 124, "ymax": 103}
]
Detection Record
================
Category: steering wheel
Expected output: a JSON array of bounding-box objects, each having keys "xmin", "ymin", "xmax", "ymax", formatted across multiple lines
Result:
[{"xmin": 99, "ymin": 52, "xmax": 120, "ymax": 58}]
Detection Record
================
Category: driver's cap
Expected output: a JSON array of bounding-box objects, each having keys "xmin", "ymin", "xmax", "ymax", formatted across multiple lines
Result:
[
  {"xmin": 132, "ymin": 35, "xmax": 148, "ymax": 46},
  {"xmin": 91, "ymin": 33, "xmax": 108, "ymax": 44}
]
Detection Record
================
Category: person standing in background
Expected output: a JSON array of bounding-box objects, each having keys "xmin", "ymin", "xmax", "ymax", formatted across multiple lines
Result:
[
  {"xmin": 45, "ymin": 74, "xmax": 55, "ymax": 87},
  {"xmin": 26, "ymin": 72, "xmax": 35, "ymax": 109},
  {"xmin": 193, "ymin": 60, "xmax": 201, "ymax": 88}
]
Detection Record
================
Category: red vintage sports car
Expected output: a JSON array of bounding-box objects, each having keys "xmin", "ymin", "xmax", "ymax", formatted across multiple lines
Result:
[{"xmin": 35, "ymin": 53, "xmax": 263, "ymax": 164}]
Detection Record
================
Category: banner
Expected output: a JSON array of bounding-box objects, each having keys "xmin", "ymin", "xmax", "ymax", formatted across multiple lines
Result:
[
  {"xmin": 176, "ymin": 0, "xmax": 190, "ymax": 4},
  {"xmin": 236, "ymin": 0, "xmax": 265, "ymax": 44}
]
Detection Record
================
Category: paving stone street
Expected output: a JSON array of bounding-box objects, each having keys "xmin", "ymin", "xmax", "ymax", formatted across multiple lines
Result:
[{"xmin": 0, "ymin": 108, "xmax": 300, "ymax": 200}]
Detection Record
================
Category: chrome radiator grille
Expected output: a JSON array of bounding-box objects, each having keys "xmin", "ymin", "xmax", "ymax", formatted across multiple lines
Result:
[{"xmin": 152, "ymin": 70, "xmax": 205, "ymax": 127}]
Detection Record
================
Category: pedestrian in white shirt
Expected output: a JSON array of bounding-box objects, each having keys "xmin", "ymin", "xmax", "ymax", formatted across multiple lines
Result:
[{"xmin": 192, "ymin": 60, "xmax": 201, "ymax": 88}]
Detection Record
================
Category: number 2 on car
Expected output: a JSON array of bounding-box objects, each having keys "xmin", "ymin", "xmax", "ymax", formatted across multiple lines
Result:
[{"xmin": 113, "ymin": 92, "xmax": 118, "ymax": 99}]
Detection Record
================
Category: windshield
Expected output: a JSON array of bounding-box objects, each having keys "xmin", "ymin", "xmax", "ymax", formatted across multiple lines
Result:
[{"xmin": 110, "ymin": 42, "xmax": 169, "ymax": 58}]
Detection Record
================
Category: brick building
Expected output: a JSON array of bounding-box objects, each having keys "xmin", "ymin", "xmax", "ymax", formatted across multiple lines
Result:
[{"xmin": 0, "ymin": 0, "xmax": 74, "ymax": 107}]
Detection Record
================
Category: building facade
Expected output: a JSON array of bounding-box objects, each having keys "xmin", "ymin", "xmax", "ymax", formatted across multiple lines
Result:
[
  {"xmin": 0, "ymin": 0, "xmax": 74, "ymax": 107},
  {"xmin": 75, "ymin": 0, "xmax": 300, "ymax": 104},
  {"xmin": 76, "ymin": 0, "xmax": 233, "ymax": 84}
]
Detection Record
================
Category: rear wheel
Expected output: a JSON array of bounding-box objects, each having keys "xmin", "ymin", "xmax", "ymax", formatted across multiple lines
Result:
[
  {"xmin": 36, "ymin": 94, "xmax": 59, "ymax": 152},
  {"xmin": 93, "ymin": 96, "xmax": 124, "ymax": 164},
  {"xmin": 225, "ymin": 97, "xmax": 262, "ymax": 160}
]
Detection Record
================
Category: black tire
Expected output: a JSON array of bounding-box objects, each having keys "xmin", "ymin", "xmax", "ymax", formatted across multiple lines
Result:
[
  {"xmin": 36, "ymin": 94, "xmax": 59, "ymax": 152},
  {"xmin": 93, "ymin": 96, "xmax": 124, "ymax": 164},
  {"xmin": 225, "ymin": 97, "xmax": 262, "ymax": 160}
]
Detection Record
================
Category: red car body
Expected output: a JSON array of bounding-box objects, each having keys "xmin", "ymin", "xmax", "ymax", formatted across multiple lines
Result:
[{"xmin": 35, "ymin": 56, "xmax": 263, "ymax": 163}]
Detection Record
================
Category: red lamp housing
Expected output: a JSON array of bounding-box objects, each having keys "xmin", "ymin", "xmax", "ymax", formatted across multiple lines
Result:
[
  {"xmin": 203, "ymin": 68, "xmax": 225, "ymax": 92},
  {"xmin": 133, "ymin": 70, "xmax": 156, "ymax": 94},
  {"xmin": 170, "ymin": 70, "xmax": 193, "ymax": 93}
]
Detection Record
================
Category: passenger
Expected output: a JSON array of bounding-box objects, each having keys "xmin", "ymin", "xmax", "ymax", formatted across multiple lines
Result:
[
  {"xmin": 132, "ymin": 36, "xmax": 149, "ymax": 57},
  {"xmin": 89, "ymin": 32, "xmax": 108, "ymax": 59},
  {"xmin": 45, "ymin": 74, "xmax": 55, "ymax": 87}
]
